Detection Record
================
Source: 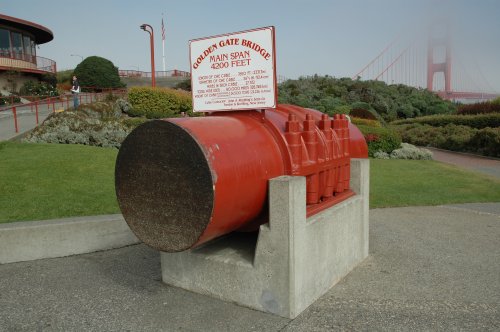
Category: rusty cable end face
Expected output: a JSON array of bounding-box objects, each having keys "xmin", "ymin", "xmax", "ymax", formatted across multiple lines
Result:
[{"xmin": 115, "ymin": 120, "xmax": 214, "ymax": 252}]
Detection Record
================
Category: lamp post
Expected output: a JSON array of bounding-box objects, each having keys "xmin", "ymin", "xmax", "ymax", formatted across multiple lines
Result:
[
  {"xmin": 140, "ymin": 24, "xmax": 156, "ymax": 88},
  {"xmin": 70, "ymin": 54, "xmax": 83, "ymax": 62}
]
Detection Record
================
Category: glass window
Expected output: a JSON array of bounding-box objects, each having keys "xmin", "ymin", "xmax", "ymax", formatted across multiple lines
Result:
[
  {"xmin": 23, "ymin": 36, "xmax": 31, "ymax": 55},
  {"xmin": 31, "ymin": 40, "xmax": 36, "ymax": 57},
  {"xmin": 11, "ymin": 32, "xmax": 23, "ymax": 59},
  {"xmin": 0, "ymin": 29, "xmax": 10, "ymax": 57}
]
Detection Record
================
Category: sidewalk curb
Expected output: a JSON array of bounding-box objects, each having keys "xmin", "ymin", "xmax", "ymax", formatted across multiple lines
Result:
[{"xmin": 0, "ymin": 214, "xmax": 139, "ymax": 264}]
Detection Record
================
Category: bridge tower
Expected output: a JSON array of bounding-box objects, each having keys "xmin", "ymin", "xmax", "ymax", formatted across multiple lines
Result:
[{"xmin": 427, "ymin": 23, "xmax": 452, "ymax": 93}]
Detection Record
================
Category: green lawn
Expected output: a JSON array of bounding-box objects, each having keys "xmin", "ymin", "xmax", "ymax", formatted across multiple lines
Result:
[
  {"xmin": 0, "ymin": 142, "xmax": 499, "ymax": 223},
  {"xmin": 370, "ymin": 159, "xmax": 500, "ymax": 208},
  {"xmin": 0, "ymin": 142, "xmax": 119, "ymax": 223}
]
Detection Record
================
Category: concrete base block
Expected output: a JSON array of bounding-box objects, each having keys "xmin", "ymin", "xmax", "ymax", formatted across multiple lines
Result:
[
  {"xmin": 0, "ymin": 214, "xmax": 139, "ymax": 264},
  {"xmin": 161, "ymin": 159, "xmax": 369, "ymax": 318}
]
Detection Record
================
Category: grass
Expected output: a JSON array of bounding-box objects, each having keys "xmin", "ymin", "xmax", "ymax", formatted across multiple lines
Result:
[
  {"xmin": 0, "ymin": 142, "xmax": 499, "ymax": 223},
  {"xmin": 0, "ymin": 142, "xmax": 119, "ymax": 223},
  {"xmin": 370, "ymin": 159, "xmax": 500, "ymax": 208}
]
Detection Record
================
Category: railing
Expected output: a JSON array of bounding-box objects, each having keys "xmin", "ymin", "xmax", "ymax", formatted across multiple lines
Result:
[
  {"xmin": 119, "ymin": 69, "xmax": 190, "ymax": 78},
  {"xmin": 0, "ymin": 52, "xmax": 57, "ymax": 74},
  {"xmin": 0, "ymin": 88, "xmax": 127, "ymax": 135}
]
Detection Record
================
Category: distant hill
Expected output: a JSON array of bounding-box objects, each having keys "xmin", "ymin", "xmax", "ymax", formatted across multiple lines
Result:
[{"xmin": 121, "ymin": 76, "xmax": 188, "ymax": 89}]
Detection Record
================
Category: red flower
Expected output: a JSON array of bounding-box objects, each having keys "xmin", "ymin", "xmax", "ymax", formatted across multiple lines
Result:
[{"xmin": 365, "ymin": 133, "xmax": 379, "ymax": 142}]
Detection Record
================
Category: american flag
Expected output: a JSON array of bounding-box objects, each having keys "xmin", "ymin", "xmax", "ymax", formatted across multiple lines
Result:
[{"xmin": 161, "ymin": 17, "xmax": 165, "ymax": 41}]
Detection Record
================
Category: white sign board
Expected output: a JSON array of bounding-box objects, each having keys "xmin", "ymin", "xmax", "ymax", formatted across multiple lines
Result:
[{"xmin": 190, "ymin": 26, "xmax": 277, "ymax": 112}]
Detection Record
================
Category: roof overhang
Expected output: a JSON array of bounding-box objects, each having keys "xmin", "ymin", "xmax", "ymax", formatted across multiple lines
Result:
[{"xmin": 0, "ymin": 14, "xmax": 53, "ymax": 44}]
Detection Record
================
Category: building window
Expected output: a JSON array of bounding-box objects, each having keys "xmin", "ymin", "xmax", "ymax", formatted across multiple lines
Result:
[
  {"xmin": 11, "ymin": 31, "xmax": 23, "ymax": 60},
  {"xmin": 23, "ymin": 35, "xmax": 33, "ymax": 62},
  {"xmin": 0, "ymin": 28, "xmax": 10, "ymax": 57},
  {"xmin": 31, "ymin": 39, "xmax": 36, "ymax": 58}
]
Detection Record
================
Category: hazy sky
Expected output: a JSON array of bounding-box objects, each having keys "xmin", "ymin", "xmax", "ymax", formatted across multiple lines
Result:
[{"xmin": 2, "ymin": 0, "xmax": 499, "ymax": 91}]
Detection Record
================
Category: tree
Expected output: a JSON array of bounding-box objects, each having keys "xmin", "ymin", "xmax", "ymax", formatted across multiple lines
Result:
[{"xmin": 73, "ymin": 56, "xmax": 125, "ymax": 90}]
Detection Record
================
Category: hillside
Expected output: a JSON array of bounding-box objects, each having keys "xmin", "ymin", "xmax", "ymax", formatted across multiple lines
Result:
[{"xmin": 278, "ymin": 75, "xmax": 456, "ymax": 121}]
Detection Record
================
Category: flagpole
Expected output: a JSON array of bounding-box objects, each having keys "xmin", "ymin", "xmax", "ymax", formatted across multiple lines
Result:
[
  {"xmin": 162, "ymin": 38, "xmax": 165, "ymax": 72},
  {"xmin": 162, "ymin": 14, "xmax": 166, "ymax": 72}
]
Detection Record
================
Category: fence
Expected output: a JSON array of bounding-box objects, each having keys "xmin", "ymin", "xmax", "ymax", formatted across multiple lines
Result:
[
  {"xmin": 0, "ymin": 88, "xmax": 127, "ymax": 135},
  {"xmin": 119, "ymin": 69, "xmax": 190, "ymax": 78},
  {"xmin": 0, "ymin": 53, "xmax": 57, "ymax": 74}
]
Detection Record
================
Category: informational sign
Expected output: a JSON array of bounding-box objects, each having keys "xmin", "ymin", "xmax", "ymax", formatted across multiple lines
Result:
[{"xmin": 190, "ymin": 26, "xmax": 277, "ymax": 112}]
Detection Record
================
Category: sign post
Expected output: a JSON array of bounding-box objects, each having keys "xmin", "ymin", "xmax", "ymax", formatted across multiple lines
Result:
[{"xmin": 190, "ymin": 26, "xmax": 277, "ymax": 113}]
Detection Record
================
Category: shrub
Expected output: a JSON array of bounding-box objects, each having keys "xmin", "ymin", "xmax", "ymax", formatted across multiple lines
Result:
[
  {"xmin": 19, "ymin": 80, "xmax": 59, "ymax": 97},
  {"xmin": 350, "ymin": 108, "xmax": 379, "ymax": 120},
  {"xmin": 123, "ymin": 117, "xmax": 149, "ymax": 129},
  {"xmin": 114, "ymin": 98, "xmax": 134, "ymax": 115},
  {"xmin": 441, "ymin": 124, "xmax": 476, "ymax": 152},
  {"xmin": 393, "ymin": 123, "xmax": 499, "ymax": 157},
  {"xmin": 389, "ymin": 143, "xmax": 433, "ymax": 160},
  {"xmin": 73, "ymin": 56, "xmax": 125, "ymax": 90},
  {"xmin": 57, "ymin": 82, "xmax": 72, "ymax": 93},
  {"xmin": 469, "ymin": 127, "xmax": 500, "ymax": 157},
  {"xmin": 395, "ymin": 124, "xmax": 473, "ymax": 149},
  {"xmin": 128, "ymin": 87, "xmax": 192, "ymax": 119},
  {"xmin": 391, "ymin": 113, "xmax": 500, "ymax": 129},
  {"xmin": 351, "ymin": 117, "xmax": 382, "ymax": 127},
  {"xmin": 373, "ymin": 150, "xmax": 390, "ymax": 159},
  {"xmin": 0, "ymin": 93, "xmax": 21, "ymax": 105},
  {"xmin": 356, "ymin": 125, "xmax": 402, "ymax": 157},
  {"xmin": 331, "ymin": 104, "xmax": 351, "ymax": 115},
  {"xmin": 40, "ymin": 73, "xmax": 57, "ymax": 87},
  {"xmin": 23, "ymin": 102, "xmax": 132, "ymax": 148},
  {"xmin": 278, "ymin": 75, "xmax": 456, "ymax": 121},
  {"xmin": 175, "ymin": 79, "xmax": 191, "ymax": 91},
  {"xmin": 56, "ymin": 69, "xmax": 74, "ymax": 84}
]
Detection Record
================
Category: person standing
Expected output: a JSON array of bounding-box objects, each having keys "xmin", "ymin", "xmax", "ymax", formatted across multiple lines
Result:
[{"xmin": 71, "ymin": 75, "xmax": 80, "ymax": 108}]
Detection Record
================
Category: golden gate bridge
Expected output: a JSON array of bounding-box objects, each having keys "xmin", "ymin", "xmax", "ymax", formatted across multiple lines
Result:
[{"xmin": 352, "ymin": 24, "xmax": 500, "ymax": 102}]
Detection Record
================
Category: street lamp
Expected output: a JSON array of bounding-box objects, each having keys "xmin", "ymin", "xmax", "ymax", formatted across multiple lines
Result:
[
  {"xmin": 70, "ymin": 54, "xmax": 83, "ymax": 62},
  {"xmin": 140, "ymin": 24, "xmax": 156, "ymax": 87}
]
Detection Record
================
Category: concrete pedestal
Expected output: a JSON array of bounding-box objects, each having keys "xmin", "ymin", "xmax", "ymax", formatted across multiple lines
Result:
[{"xmin": 161, "ymin": 158, "xmax": 369, "ymax": 318}]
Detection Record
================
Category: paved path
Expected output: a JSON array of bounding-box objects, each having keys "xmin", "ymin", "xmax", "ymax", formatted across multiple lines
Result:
[
  {"xmin": 427, "ymin": 147, "xmax": 500, "ymax": 179},
  {"xmin": 1, "ymin": 203, "xmax": 499, "ymax": 331},
  {"xmin": 0, "ymin": 95, "xmax": 75, "ymax": 141},
  {"xmin": 0, "ymin": 105, "xmax": 54, "ymax": 141},
  {"xmin": 0, "ymin": 93, "xmax": 107, "ymax": 141}
]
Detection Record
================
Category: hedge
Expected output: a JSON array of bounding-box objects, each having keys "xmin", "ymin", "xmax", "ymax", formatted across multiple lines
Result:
[
  {"xmin": 393, "ymin": 123, "xmax": 500, "ymax": 157},
  {"xmin": 356, "ymin": 125, "xmax": 402, "ymax": 157},
  {"xmin": 469, "ymin": 127, "xmax": 500, "ymax": 157},
  {"xmin": 390, "ymin": 113, "xmax": 500, "ymax": 129},
  {"xmin": 457, "ymin": 102, "xmax": 500, "ymax": 115},
  {"xmin": 128, "ymin": 87, "xmax": 192, "ymax": 119}
]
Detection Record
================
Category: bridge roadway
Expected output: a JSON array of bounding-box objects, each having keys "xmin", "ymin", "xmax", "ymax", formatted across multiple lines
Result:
[{"xmin": 437, "ymin": 91, "xmax": 500, "ymax": 101}]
